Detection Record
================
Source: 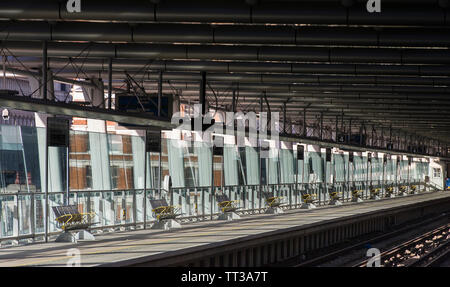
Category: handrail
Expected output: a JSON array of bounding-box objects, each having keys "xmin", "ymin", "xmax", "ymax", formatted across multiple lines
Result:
[{"xmin": 0, "ymin": 180, "xmax": 432, "ymax": 245}]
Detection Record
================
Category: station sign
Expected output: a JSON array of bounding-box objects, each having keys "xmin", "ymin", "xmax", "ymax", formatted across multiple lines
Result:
[
  {"xmin": 297, "ymin": 145, "xmax": 304, "ymax": 160},
  {"xmin": 47, "ymin": 117, "xmax": 70, "ymax": 147},
  {"xmin": 146, "ymin": 130, "xmax": 161, "ymax": 153}
]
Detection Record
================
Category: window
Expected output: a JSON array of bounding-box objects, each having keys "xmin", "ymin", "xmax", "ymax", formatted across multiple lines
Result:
[
  {"xmin": 184, "ymin": 165, "xmax": 198, "ymax": 187},
  {"xmin": 433, "ymin": 168, "xmax": 441, "ymax": 178},
  {"xmin": 151, "ymin": 166, "xmax": 160, "ymax": 188},
  {"xmin": 237, "ymin": 147, "xmax": 247, "ymax": 185},
  {"xmin": 85, "ymin": 165, "xmax": 92, "ymax": 189},
  {"xmin": 111, "ymin": 166, "xmax": 119, "ymax": 189},
  {"xmin": 109, "ymin": 135, "xmax": 123, "ymax": 154}
]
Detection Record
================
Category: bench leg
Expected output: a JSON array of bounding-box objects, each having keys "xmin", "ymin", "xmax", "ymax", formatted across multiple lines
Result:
[
  {"xmin": 301, "ymin": 203, "xmax": 316, "ymax": 209},
  {"xmin": 55, "ymin": 231, "xmax": 77, "ymax": 243},
  {"xmin": 218, "ymin": 212, "xmax": 241, "ymax": 221},
  {"xmin": 151, "ymin": 219, "xmax": 182, "ymax": 230},
  {"xmin": 75, "ymin": 230, "xmax": 95, "ymax": 241},
  {"xmin": 265, "ymin": 207, "xmax": 284, "ymax": 214},
  {"xmin": 329, "ymin": 199, "xmax": 343, "ymax": 206}
]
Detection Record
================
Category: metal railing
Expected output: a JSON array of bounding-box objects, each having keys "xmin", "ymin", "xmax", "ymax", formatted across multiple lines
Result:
[{"xmin": 0, "ymin": 180, "xmax": 430, "ymax": 245}]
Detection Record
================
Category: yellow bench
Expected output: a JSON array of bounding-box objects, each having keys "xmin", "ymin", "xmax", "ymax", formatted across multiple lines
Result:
[
  {"xmin": 216, "ymin": 194, "xmax": 239, "ymax": 213},
  {"xmin": 352, "ymin": 190, "xmax": 363, "ymax": 198},
  {"xmin": 370, "ymin": 188, "xmax": 380, "ymax": 195},
  {"xmin": 302, "ymin": 193, "xmax": 317, "ymax": 204},
  {"xmin": 52, "ymin": 205, "xmax": 95, "ymax": 231},
  {"xmin": 329, "ymin": 191, "xmax": 341, "ymax": 200},
  {"xmin": 150, "ymin": 199, "xmax": 181, "ymax": 221}
]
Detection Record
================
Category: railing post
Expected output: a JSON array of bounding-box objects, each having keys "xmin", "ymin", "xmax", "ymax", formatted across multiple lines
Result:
[
  {"xmin": 133, "ymin": 189, "xmax": 137, "ymax": 229},
  {"xmin": 15, "ymin": 194, "xmax": 19, "ymax": 241},
  {"xmin": 30, "ymin": 193, "xmax": 35, "ymax": 241}
]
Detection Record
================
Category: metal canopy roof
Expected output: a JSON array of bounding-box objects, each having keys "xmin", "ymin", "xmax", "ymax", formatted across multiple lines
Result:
[{"xmin": 0, "ymin": 0, "xmax": 449, "ymax": 153}]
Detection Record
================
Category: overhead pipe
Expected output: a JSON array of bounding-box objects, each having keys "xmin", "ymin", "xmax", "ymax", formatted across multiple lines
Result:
[
  {"xmin": 50, "ymin": 70, "xmax": 450, "ymax": 87},
  {"xmin": 8, "ymin": 57, "xmax": 450, "ymax": 77},
  {"xmin": 1, "ymin": 1, "xmax": 449, "ymax": 26},
  {"xmin": 3, "ymin": 41, "xmax": 450, "ymax": 65},
  {"xmin": 124, "ymin": 81, "xmax": 450, "ymax": 94},
  {"xmin": 3, "ymin": 21, "xmax": 450, "ymax": 47},
  {"xmin": 182, "ymin": 96, "xmax": 450, "ymax": 106}
]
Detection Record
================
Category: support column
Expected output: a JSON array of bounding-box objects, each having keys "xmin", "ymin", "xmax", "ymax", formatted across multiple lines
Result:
[
  {"xmin": 283, "ymin": 102, "xmax": 287, "ymax": 134},
  {"xmin": 303, "ymin": 109, "xmax": 307, "ymax": 137},
  {"xmin": 232, "ymin": 89, "xmax": 236, "ymax": 113},
  {"xmin": 320, "ymin": 112, "xmax": 323, "ymax": 140},
  {"xmin": 108, "ymin": 58, "xmax": 113, "ymax": 109},
  {"xmin": 158, "ymin": 70, "xmax": 163, "ymax": 117},
  {"xmin": 348, "ymin": 119, "xmax": 351, "ymax": 144},
  {"xmin": 42, "ymin": 41, "xmax": 48, "ymax": 101},
  {"xmin": 200, "ymin": 71, "xmax": 206, "ymax": 116},
  {"xmin": 335, "ymin": 115, "xmax": 338, "ymax": 142}
]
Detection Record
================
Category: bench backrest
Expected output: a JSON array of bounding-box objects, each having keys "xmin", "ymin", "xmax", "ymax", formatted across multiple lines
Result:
[
  {"xmin": 52, "ymin": 205, "xmax": 80, "ymax": 217},
  {"xmin": 264, "ymin": 192, "xmax": 275, "ymax": 199},
  {"xmin": 216, "ymin": 194, "xmax": 230, "ymax": 203},
  {"xmin": 150, "ymin": 199, "xmax": 169, "ymax": 209}
]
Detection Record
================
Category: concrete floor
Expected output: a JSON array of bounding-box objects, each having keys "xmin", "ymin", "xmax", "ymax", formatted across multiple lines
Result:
[{"xmin": 0, "ymin": 191, "xmax": 449, "ymax": 267}]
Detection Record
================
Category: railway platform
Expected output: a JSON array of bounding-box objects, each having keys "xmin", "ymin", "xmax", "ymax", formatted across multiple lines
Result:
[{"xmin": 0, "ymin": 190, "xmax": 449, "ymax": 267}]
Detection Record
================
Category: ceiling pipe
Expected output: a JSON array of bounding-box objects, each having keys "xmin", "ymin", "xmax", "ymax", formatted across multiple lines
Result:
[
  {"xmin": 3, "ymin": 21, "xmax": 450, "ymax": 47},
  {"xmin": 49, "ymin": 70, "xmax": 450, "ymax": 86},
  {"xmin": 3, "ymin": 41, "xmax": 450, "ymax": 65},
  {"xmin": 0, "ymin": 1, "xmax": 449, "ymax": 26},
  {"xmin": 8, "ymin": 58, "xmax": 450, "ymax": 77},
  {"xmin": 114, "ymin": 81, "xmax": 450, "ymax": 94}
]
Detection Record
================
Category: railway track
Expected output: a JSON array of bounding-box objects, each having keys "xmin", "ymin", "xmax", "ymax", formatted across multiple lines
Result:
[
  {"xmin": 292, "ymin": 213, "xmax": 449, "ymax": 267},
  {"xmin": 354, "ymin": 224, "xmax": 449, "ymax": 267}
]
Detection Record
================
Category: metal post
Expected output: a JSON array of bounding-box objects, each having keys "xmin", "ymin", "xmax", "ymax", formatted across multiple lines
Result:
[
  {"xmin": 359, "ymin": 122, "xmax": 363, "ymax": 146},
  {"xmin": 295, "ymin": 148, "xmax": 299, "ymax": 207},
  {"xmin": 2, "ymin": 53, "xmax": 5, "ymax": 89},
  {"xmin": 210, "ymin": 148, "xmax": 214, "ymax": 221},
  {"xmin": 408, "ymin": 157, "xmax": 411, "ymax": 191},
  {"xmin": 404, "ymin": 132, "xmax": 407, "ymax": 151},
  {"xmin": 66, "ymin": 146, "xmax": 69, "ymax": 206},
  {"xmin": 382, "ymin": 156, "xmax": 385, "ymax": 197},
  {"xmin": 335, "ymin": 115, "xmax": 338, "ymax": 142},
  {"xmin": 200, "ymin": 71, "xmax": 206, "ymax": 116},
  {"xmin": 395, "ymin": 156, "xmax": 399, "ymax": 192},
  {"xmin": 232, "ymin": 89, "xmax": 236, "ymax": 113},
  {"xmin": 320, "ymin": 112, "xmax": 323, "ymax": 140},
  {"xmin": 365, "ymin": 153, "xmax": 369, "ymax": 199},
  {"xmin": 371, "ymin": 126, "xmax": 374, "ymax": 147},
  {"xmin": 108, "ymin": 58, "xmax": 113, "ymax": 110},
  {"xmin": 44, "ymin": 138, "xmax": 49, "ymax": 243},
  {"xmin": 42, "ymin": 41, "xmax": 48, "ymax": 101},
  {"xmin": 259, "ymin": 93, "xmax": 263, "ymax": 210},
  {"xmin": 389, "ymin": 125, "xmax": 392, "ymax": 146},
  {"xmin": 348, "ymin": 119, "xmax": 351, "ymax": 144},
  {"xmin": 158, "ymin": 70, "xmax": 163, "ymax": 117},
  {"xmin": 283, "ymin": 102, "xmax": 287, "ymax": 134},
  {"xmin": 303, "ymin": 109, "xmax": 307, "ymax": 137},
  {"xmin": 158, "ymin": 136, "xmax": 161, "ymax": 201},
  {"xmin": 143, "ymin": 132, "xmax": 148, "ymax": 229}
]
